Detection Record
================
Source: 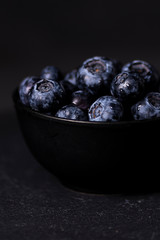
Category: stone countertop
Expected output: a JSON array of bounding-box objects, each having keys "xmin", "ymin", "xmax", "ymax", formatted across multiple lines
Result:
[{"xmin": 0, "ymin": 112, "xmax": 160, "ymax": 240}]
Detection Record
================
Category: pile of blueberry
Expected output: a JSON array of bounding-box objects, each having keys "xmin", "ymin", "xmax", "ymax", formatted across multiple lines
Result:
[{"xmin": 19, "ymin": 56, "xmax": 160, "ymax": 122}]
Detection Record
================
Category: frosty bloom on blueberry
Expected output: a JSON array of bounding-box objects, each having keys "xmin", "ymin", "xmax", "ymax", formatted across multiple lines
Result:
[
  {"xmin": 40, "ymin": 65, "xmax": 63, "ymax": 81},
  {"xmin": 131, "ymin": 92, "xmax": 160, "ymax": 120},
  {"xmin": 77, "ymin": 56, "xmax": 118, "ymax": 94},
  {"xmin": 88, "ymin": 96, "xmax": 124, "ymax": 122},
  {"xmin": 29, "ymin": 79, "xmax": 65, "ymax": 113},
  {"xmin": 122, "ymin": 60, "xmax": 160, "ymax": 92},
  {"xmin": 18, "ymin": 57, "xmax": 160, "ymax": 122},
  {"xmin": 55, "ymin": 104, "xmax": 88, "ymax": 121},
  {"xmin": 19, "ymin": 76, "xmax": 40, "ymax": 106}
]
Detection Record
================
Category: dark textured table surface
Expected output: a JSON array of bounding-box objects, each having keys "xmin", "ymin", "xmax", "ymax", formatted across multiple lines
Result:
[{"xmin": 1, "ymin": 111, "xmax": 160, "ymax": 240}]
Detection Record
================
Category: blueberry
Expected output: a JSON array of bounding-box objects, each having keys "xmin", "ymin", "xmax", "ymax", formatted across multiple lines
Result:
[
  {"xmin": 131, "ymin": 92, "xmax": 160, "ymax": 120},
  {"xmin": 40, "ymin": 65, "xmax": 63, "ymax": 81},
  {"xmin": 110, "ymin": 72, "xmax": 144, "ymax": 104},
  {"xmin": 19, "ymin": 76, "xmax": 40, "ymax": 106},
  {"xmin": 60, "ymin": 80, "xmax": 77, "ymax": 97},
  {"xmin": 71, "ymin": 90, "xmax": 95, "ymax": 111},
  {"xmin": 88, "ymin": 95, "xmax": 124, "ymax": 122},
  {"xmin": 64, "ymin": 69, "xmax": 77, "ymax": 86},
  {"xmin": 60, "ymin": 69, "xmax": 78, "ymax": 95},
  {"xmin": 121, "ymin": 60, "xmax": 160, "ymax": 92},
  {"xmin": 29, "ymin": 79, "xmax": 65, "ymax": 113},
  {"xmin": 55, "ymin": 104, "xmax": 88, "ymax": 121},
  {"xmin": 77, "ymin": 56, "xmax": 117, "ymax": 94}
]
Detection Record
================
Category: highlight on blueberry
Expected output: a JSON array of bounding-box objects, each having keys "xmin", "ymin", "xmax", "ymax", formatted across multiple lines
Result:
[
  {"xmin": 55, "ymin": 104, "xmax": 88, "ymax": 121},
  {"xmin": 110, "ymin": 72, "xmax": 145, "ymax": 103},
  {"xmin": 131, "ymin": 92, "xmax": 160, "ymax": 120},
  {"xmin": 40, "ymin": 65, "xmax": 63, "ymax": 81},
  {"xmin": 29, "ymin": 79, "xmax": 65, "ymax": 113},
  {"xmin": 88, "ymin": 96, "xmax": 124, "ymax": 122},
  {"xmin": 71, "ymin": 90, "xmax": 95, "ymax": 111},
  {"xmin": 19, "ymin": 76, "xmax": 40, "ymax": 106},
  {"xmin": 77, "ymin": 56, "xmax": 117, "ymax": 94}
]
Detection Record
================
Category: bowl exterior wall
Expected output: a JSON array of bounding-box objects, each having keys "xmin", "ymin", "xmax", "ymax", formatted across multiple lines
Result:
[{"xmin": 13, "ymin": 90, "xmax": 160, "ymax": 193}]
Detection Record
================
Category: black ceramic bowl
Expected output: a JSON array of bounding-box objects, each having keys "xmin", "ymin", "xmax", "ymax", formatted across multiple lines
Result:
[{"xmin": 13, "ymin": 88, "xmax": 160, "ymax": 193}]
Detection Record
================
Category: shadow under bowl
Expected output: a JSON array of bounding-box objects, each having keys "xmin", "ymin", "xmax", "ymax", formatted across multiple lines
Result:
[{"xmin": 13, "ymin": 88, "xmax": 160, "ymax": 194}]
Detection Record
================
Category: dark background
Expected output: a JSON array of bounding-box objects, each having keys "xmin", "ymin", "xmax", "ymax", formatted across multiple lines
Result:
[{"xmin": 1, "ymin": 0, "xmax": 160, "ymax": 113}]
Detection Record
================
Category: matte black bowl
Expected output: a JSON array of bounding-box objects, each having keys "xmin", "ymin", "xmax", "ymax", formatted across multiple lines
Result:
[{"xmin": 13, "ymin": 88, "xmax": 160, "ymax": 194}]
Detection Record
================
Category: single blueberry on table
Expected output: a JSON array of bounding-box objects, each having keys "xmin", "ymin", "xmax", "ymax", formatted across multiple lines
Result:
[
  {"xmin": 19, "ymin": 76, "xmax": 40, "ymax": 106},
  {"xmin": 110, "ymin": 72, "xmax": 145, "ymax": 104},
  {"xmin": 40, "ymin": 65, "xmax": 63, "ymax": 81},
  {"xmin": 55, "ymin": 104, "xmax": 88, "ymax": 121},
  {"xmin": 71, "ymin": 90, "xmax": 95, "ymax": 111},
  {"xmin": 88, "ymin": 95, "xmax": 124, "ymax": 122},
  {"xmin": 29, "ymin": 79, "xmax": 65, "ymax": 113},
  {"xmin": 121, "ymin": 60, "xmax": 160, "ymax": 92},
  {"xmin": 77, "ymin": 56, "xmax": 118, "ymax": 94},
  {"xmin": 131, "ymin": 92, "xmax": 160, "ymax": 120}
]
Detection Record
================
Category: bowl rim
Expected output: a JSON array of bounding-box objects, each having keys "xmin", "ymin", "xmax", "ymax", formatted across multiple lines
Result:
[{"xmin": 12, "ymin": 87, "xmax": 160, "ymax": 127}]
